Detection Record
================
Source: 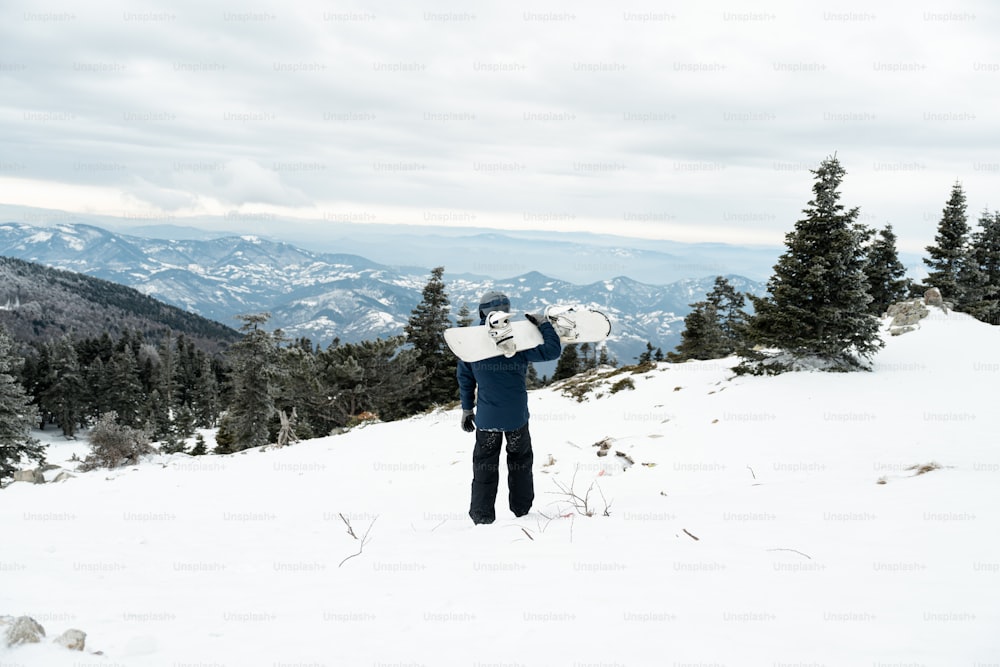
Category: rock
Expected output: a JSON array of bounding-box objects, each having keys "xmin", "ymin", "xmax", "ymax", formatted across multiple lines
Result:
[
  {"xmin": 924, "ymin": 287, "xmax": 944, "ymax": 307},
  {"xmin": 5, "ymin": 616, "xmax": 45, "ymax": 647},
  {"xmin": 53, "ymin": 628, "xmax": 86, "ymax": 651},
  {"xmin": 53, "ymin": 471, "xmax": 76, "ymax": 483},
  {"xmin": 885, "ymin": 299, "xmax": 929, "ymax": 335},
  {"xmin": 11, "ymin": 469, "xmax": 44, "ymax": 484}
]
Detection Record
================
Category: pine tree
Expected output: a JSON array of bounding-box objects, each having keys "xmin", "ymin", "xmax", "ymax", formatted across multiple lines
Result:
[
  {"xmin": 526, "ymin": 363, "xmax": 541, "ymax": 389},
  {"xmin": 82, "ymin": 356, "xmax": 110, "ymax": 422},
  {"xmin": 189, "ymin": 433, "xmax": 208, "ymax": 456},
  {"xmin": 706, "ymin": 276, "xmax": 750, "ymax": 350},
  {"xmin": 668, "ymin": 302, "xmax": 729, "ymax": 361},
  {"xmin": 318, "ymin": 337, "xmax": 424, "ymax": 425},
  {"xmin": 39, "ymin": 336, "xmax": 85, "ymax": 437},
  {"xmin": 456, "ymin": 304, "xmax": 474, "ymax": 327},
  {"xmin": 0, "ymin": 326, "xmax": 44, "ymax": 484},
  {"xmin": 864, "ymin": 224, "xmax": 911, "ymax": 315},
  {"xmin": 636, "ymin": 342, "xmax": 655, "ymax": 364},
  {"xmin": 964, "ymin": 209, "xmax": 1000, "ymax": 324},
  {"xmin": 403, "ymin": 267, "xmax": 457, "ymax": 410},
  {"xmin": 923, "ymin": 182, "xmax": 972, "ymax": 303},
  {"xmin": 746, "ymin": 155, "xmax": 882, "ymax": 369},
  {"xmin": 192, "ymin": 355, "xmax": 221, "ymax": 428},
  {"xmin": 273, "ymin": 343, "xmax": 321, "ymax": 440},
  {"xmin": 105, "ymin": 346, "xmax": 145, "ymax": 428},
  {"xmin": 552, "ymin": 344, "xmax": 581, "ymax": 380},
  {"xmin": 226, "ymin": 313, "xmax": 281, "ymax": 451}
]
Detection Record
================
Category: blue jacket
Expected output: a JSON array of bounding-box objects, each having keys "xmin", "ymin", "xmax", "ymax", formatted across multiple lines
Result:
[{"xmin": 457, "ymin": 320, "xmax": 562, "ymax": 431}]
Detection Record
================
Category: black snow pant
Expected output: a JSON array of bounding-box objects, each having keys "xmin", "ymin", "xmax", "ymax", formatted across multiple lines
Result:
[{"xmin": 469, "ymin": 423, "xmax": 534, "ymax": 524}]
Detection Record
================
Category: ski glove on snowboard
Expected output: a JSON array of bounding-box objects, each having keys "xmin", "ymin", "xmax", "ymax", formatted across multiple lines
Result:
[
  {"xmin": 525, "ymin": 311, "xmax": 547, "ymax": 326},
  {"xmin": 461, "ymin": 409, "xmax": 476, "ymax": 432}
]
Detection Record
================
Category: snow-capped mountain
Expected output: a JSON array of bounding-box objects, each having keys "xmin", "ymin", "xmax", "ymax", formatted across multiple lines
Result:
[{"xmin": 0, "ymin": 222, "xmax": 766, "ymax": 361}]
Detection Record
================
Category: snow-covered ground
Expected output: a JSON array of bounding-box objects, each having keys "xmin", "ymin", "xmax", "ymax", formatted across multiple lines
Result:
[{"xmin": 3, "ymin": 307, "xmax": 999, "ymax": 666}]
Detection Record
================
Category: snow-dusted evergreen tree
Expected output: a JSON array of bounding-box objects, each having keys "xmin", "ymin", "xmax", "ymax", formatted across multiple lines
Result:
[
  {"xmin": 404, "ymin": 266, "xmax": 457, "ymax": 410},
  {"xmin": 526, "ymin": 363, "xmax": 541, "ymax": 389},
  {"xmin": 39, "ymin": 336, "xmax": 85, "ymax": 437},
  {"xmin": 706, "ymin": 276, "xmax": 750, "ymax": 352},
  {"xmin": 318, "ymin": 337, "xmax": 424, "ymax": 424},
  {"xmin": 745, "ymin": 155, "xmax": 881, "ymax": 370},
  {"xmin": 105, "ymin": 345, "xmax": 144, "ymax": 427},
  {"xmin": 192, "ymin": 355, "xmax": 220, "ymax": 427},
  {"xmin": 273, "ymin": 341, "xmax": 321, "ymax": 440},
  {"xmin": 226, "ymin": 313, "xmax": 281, "ymax": 451},
  {"xmin": 963, "ymin": 209, "xmax": 1000, "ymax": 324},
  {"xmin": 456, "ymin": 303, "xmax": 474, "ymax": 327},
  {"xmin": 553, "ymin": 343, "xmax": 581, "ymax": 380},
  {"xmin": 922, "ymin": 182, "xmax": 972, "ymax": 303},
  {"xmin": 864, "ymin": 224, "xmax": 911, "ymax": 315},
  {"xmin": 636, "ymin": 342, "xmax": 656, "ymax": 364},
  {"xmin": 0, "ymin": 326, "xmax": 43, "ymax": 485},
  {"xmin": 668, "ymin": 302, "xmax": 728, "ymax": 361}
]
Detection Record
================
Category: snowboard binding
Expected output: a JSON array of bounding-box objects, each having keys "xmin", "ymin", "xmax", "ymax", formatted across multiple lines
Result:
[
  {"xmin": 545, "ymin": 305, "xmax": 579, "ymax": 341},
  {"xmin": 486, "ymin": 311, "xmax": 517, "ymax": 357}
]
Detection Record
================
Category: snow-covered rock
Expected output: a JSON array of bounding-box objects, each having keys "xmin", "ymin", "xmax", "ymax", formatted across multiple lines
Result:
[
  {"xmin": 11, "ymin": 469, "xmax": 43, "ymax": 484},
  {"xmin": 53, "ymin": 628, "xmax": 86, "ymax": 651},
  {"xmin": 4, "ymin": 616, "xmax": 45, "ymax": 647},
  {"xmin": 886, "ymin": 298, "xmax": 929, "ymax": 335}
]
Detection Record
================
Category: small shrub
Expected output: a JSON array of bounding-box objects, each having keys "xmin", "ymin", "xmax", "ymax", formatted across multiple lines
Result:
[
  {"xmin": 79, "ymin": 412, "xmax": 155, "ymax": 471},
  {"xmin": 908, "ymin": 462, "xmax": 943, "ymax": 476},
  {"xmin": 189, "ymin": 434, "xmax": 208, "ymax": 456},
  {"xmin": 609, "ymin": 378, "xmax": 635, "ymax": 394}
]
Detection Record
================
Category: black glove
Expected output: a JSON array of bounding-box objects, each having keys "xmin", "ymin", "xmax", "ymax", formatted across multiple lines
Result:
[
  {"xmin": 461, "ymin": 409, "xmax": 476, "ymax": 432},
  {"xmin": 525, "ymin": 311, "xmax": 547, "ymax": 326}
]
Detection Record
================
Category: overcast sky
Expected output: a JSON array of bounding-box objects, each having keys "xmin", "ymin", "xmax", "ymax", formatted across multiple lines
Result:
[{"xmin": 1, "ymin": 0, "xmax": 998, "ymax": 252}]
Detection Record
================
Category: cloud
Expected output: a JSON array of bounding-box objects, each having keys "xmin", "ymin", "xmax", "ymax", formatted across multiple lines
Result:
[{"xmin": 1, "ymin": 0, "xmax": 998, "ymax": 250}]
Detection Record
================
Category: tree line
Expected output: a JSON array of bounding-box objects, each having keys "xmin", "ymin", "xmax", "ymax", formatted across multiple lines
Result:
[
  {"xmin": 667, "ymin": 156, "xmax": 1000, "ymax": 370},
  {"xmin": 0, "ymin": 266, "xmax": 458, "ymax": 482}
]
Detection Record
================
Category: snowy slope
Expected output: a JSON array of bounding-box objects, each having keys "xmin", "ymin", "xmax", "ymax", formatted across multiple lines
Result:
[{"xmin": 2, "ymin": 307, "xmax": 999, "ymax": 666}]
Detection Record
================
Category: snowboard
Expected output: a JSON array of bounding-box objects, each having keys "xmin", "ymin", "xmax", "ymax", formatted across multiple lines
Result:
[{"xmin": 444, "ymin": 305, "xmax": 612, "ymax": 363}]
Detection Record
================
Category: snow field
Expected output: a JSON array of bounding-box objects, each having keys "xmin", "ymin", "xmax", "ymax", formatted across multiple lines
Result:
[{"xmin": 2, "ymin": 309, "xmax": 999, "ymax": 665}]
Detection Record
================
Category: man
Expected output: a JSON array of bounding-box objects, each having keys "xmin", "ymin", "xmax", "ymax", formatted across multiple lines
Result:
[{"xmin": 457, "ymin": 291, "xmax": 562, "ymax": 524}]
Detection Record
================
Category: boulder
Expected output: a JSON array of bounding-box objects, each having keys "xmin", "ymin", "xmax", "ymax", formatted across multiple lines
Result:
[
  {"xmin": 53, "ymin": 628, "xmax": 87, "ymax": 651},
  {"xmin": 885, "ymin": 299, "xmax": 929, "ymax": 335},
  {"xmin": 924, "ymin": 287, "xmax": 944, "ymax": 307},
  {"xmin": 53, "ymin": 471, "xmax": 76, "ymax": 483},
  {"xmin": 4, "ymin": 616, "xmax": 45, "ymax": 647}
]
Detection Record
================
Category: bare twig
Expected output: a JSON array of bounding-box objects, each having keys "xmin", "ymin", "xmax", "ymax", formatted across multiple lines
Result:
[
  {"xmin": 747, "ymin": 465, "xmax": 756, "ymax": 480},
  {"xmin": 535, "ymin": 511, "xmax": 557, "ymax": 534},
  {"xmin": 596, "ymin": 482, "xmax": 612, "ymax": 517},
  {"xmin": 339, "ymin": 512, "xmax": 358, "ymax": 539},
  {"xmin": 520, "ymin": 527, "xmax": 534, "ymax": 541},
  {"xmin": 339, "ymin": 515, "xmax": 378, "ymax": 568},
  {"xmin": 682, "ymin": 528, "xmax": 700, "ymax": 541},
  {"xmin": 766, "ymin": 548, "xmax": 811, "ymax": 560}
]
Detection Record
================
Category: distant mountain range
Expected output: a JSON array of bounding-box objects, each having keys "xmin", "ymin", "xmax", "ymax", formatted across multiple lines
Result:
[
  {"xmin": 0, "ymin": 222, "xmax": 768, "ymax": 363},
  {"xmin": 0, "ymin": 255, "xmax": 242, "ymax": 352}
]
